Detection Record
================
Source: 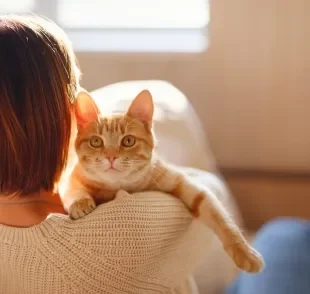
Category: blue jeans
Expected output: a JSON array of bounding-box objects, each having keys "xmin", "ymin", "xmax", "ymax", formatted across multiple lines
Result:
[{"xmin": 226, "ymin": 218, "xmax": 310, "ymax": 294}]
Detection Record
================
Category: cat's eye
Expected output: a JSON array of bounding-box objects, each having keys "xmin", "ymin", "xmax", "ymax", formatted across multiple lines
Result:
[
  {"xmin": 89, "ymin": 136, "xmax": 103, "ymax": 148},
  {"xmin": 121, "ymin": 135, "xmax": 136, "ymax": 147}
]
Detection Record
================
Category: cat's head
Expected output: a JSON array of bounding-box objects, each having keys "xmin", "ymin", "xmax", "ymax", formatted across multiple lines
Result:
[{"xmin": 74, "ymin": 89, "xmax": 155, "ymax": 183}]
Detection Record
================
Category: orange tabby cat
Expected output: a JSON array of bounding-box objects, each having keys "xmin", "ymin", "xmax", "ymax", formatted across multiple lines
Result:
[{"xmin": 62, "ymin": 89, "xmax": 264, "ymax": 273}]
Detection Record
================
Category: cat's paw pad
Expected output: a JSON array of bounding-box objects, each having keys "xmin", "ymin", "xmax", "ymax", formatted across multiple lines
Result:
[
  {"xmin": 69, "ymin": 197, "xmax": 96, "ymax": 220},
  {"xmin": 225, "ymin": 242, "xmax": 264, "ymax": 273}
]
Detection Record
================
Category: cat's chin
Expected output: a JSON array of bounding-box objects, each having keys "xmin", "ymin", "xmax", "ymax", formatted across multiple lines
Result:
[{"xmin": 100, "ymin": 169, "xmax": 125, "ymax": 182}]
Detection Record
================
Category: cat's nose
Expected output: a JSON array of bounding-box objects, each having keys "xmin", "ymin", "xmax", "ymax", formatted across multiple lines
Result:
[{"xmin": 108, "ymin": 157, "xmax": 118, "ymax": 164}]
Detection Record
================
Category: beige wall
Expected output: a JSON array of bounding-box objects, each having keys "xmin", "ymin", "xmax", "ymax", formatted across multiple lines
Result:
[{"xmin": 77, "ymin": 0, "xmax": 310, "ymax": 173}]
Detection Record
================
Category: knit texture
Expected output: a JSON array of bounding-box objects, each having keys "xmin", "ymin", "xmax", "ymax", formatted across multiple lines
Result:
[{"xmin": 0, "ymin": 190, "xmax": 211, "ymax": 294}]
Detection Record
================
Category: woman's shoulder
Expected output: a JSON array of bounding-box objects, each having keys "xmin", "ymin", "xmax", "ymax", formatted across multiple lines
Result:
[
  {"xmin": 1, "ymin": 190, "xmax": 203, "ymax": 251},
  {"xmin": 45, "ymin": 191, "xmax": 203, "ymax": 271},
  {"xmin": 0, "ymin": 191, "xmax": 194, "ymax": 248},
  {"xmin": 56, "ymin": 190, "xmax": 193, "ymax": 242}
]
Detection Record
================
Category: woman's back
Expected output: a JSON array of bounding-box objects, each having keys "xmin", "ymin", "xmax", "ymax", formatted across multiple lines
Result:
[{"xmin": 0, "ymin": 192, "xmax": 208, "ymax": 293}]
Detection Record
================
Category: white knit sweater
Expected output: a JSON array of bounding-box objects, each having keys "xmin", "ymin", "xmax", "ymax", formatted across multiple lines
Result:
[{"xmin": 0, "ymin": 190, "xmax": 211, "ymax": 294}]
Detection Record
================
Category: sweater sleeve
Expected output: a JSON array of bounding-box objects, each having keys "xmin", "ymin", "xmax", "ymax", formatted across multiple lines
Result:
[{"xmin": 68, "ymin": 190, "xmax": 211, "ymax": 292}]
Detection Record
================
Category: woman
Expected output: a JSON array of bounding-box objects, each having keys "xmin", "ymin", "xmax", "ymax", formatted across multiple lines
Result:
[{"xmin": 0, "ymin": 15, "xmax": 209, "ymax": 293}]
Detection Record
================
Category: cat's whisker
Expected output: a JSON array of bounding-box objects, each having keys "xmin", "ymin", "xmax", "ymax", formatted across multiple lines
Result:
[
  {"xmin": 120, "ymin": 160, "xmax": 145, "ymax": 166},
  {"xmin": 127, "ymin": 159, "xmax": 147, "ymax": 164},
  {"xmin": 127, "ymin": 163, "xmax": 149, "ymax": 176}
]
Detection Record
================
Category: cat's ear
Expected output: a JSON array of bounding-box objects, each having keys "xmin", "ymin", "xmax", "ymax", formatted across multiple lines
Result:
[
  {"xmin": 75, "ymin": 89, "xmax": 100, "ymax": 130},
  {"xmin": 126, "ymin": 90, "xmax": 154, "ymax": 125}
]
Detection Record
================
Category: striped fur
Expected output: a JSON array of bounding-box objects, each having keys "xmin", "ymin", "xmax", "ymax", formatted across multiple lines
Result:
[{"xmin": 62, "ymin": 90, "xmax": 264, "ymax": 274}]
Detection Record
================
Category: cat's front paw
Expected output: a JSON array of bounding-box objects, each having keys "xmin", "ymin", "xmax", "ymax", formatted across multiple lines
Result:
[
  {"xmin": 225, "ymin": 242, "xmax": 264, "ymax": 273},
  {"xmin": 69, "ymin": 197, "xmax": 96, "ymax": 220}
]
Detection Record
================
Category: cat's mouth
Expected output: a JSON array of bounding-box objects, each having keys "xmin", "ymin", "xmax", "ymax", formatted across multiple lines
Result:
[{"xmin": 104, "ymin": 167, "xmax": 121, "ymax": 172}]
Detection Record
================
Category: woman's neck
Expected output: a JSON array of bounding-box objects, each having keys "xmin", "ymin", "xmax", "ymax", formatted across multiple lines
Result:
[{"xmin": 0, "ymin": 189, "xmax": 66, "ymax": 227}]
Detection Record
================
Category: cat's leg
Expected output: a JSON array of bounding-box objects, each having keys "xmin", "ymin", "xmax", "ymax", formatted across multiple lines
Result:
[
  {"xmin": 63, "ymin": 188, "xmax": 96, "ymax": 219},
  {"xmin": 148, "ymin": 162, "xmax": 264, "ymax": 273},
  {"xmin": 61, "ymin": 165, "xmax": 97, "ymax": 219},
  {"xmin": 192, "ymin": 187, "xmax": 264, "ymax": 273}
]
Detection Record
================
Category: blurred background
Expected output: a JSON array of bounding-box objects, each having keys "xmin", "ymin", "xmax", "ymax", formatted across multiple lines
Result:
[{"xmin": 1, "ymin": 0, "xmax": 310, "ymax": 231}]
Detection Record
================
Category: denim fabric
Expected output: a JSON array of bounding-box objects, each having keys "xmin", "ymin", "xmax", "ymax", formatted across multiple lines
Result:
[{"xmin": 226, "ymin": 218, "xmax": 310, "ymax": 294}]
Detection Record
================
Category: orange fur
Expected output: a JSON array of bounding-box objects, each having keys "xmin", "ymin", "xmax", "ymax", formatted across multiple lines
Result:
[
  {"xmin": 62, "ymin": 89, "xmax": 264, "ymax": 274},
  {"xmin": 192, "ymin": 193, "xmax": 204, "ymax": 217}
]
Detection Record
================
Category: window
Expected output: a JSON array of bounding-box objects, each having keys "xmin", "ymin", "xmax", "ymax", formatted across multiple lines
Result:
[
  {"xmin": 0, "ymin": 0, "xmax": 34, "ymax": 13},
  {"xmin": 58, "ymin": 0, "xmax": 208, "ymax": 29},
  {"xmin": 0, "ymin": 0, "xmax": 209, "ymax": 52}
]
